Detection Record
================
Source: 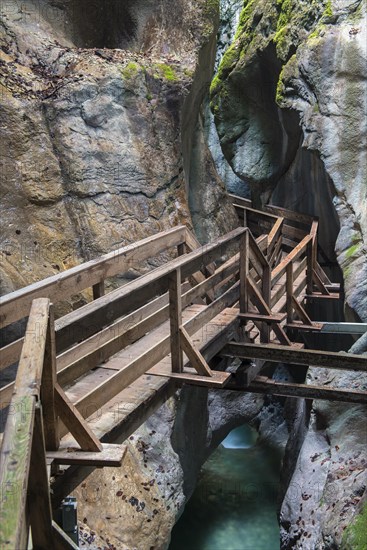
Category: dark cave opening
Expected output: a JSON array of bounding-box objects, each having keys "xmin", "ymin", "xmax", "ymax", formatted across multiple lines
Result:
[{"xmin": 67, "ymin": 0, "xmax": 137, "ymax": 49}]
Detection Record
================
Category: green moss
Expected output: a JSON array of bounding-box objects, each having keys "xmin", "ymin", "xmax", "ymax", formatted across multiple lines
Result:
[
  {"xmin": 153, "ymin": 63, "xmax": 178, "ymax": 82},
  {"xmin": 276, "ymin": 64, "xmax": 286, "ymax": 104},
  {"xmin": 342, "ymin": 502, "xmax": 367, "ymax": 550},
  {"xmin": 345, "ymin": 243, "xmax": 360, "ymax": 258},
  {"xmin": 324, "ymin": 0, "xmax": 333, "ymax": 18},
  {"xmin": 121, "ymin": 62, "xmax": 139, "ymax": 80}
]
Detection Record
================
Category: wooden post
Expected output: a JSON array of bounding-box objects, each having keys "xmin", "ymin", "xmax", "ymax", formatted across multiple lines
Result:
[
  {"xmin": 41, "ymin": 304, "xmax": 60, "ymax": 451},
  {"xmin": 169, "ymin": 268, "xmax": 183, "ymax": 373},
  {"xmin": 28, "ymin": 404, "xmax": 53, "ymax": 548},
  {"xmin": 177, "ymin": 243, "xmax": 186, "ymax": 257},
  {"xmin": 92, "ymin": 281, "xmax": 105, "ymax": 300},
  {"xmin": 239, "ymin": 231, "xmax": 249, "ymax": 314},
  {"xmin": 286, "ymin": 263, "xmax": 293, "ymax": 325},
  {"xmin": 261, "ymin": 264, "xmax": 271, "ymax": 343},
  {"xmin": 306, "ymin": 240, "xmax": 313, "ymax": 295}
]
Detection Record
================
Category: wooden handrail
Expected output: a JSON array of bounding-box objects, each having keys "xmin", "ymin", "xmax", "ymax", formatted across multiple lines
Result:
[
  {"xmin": 0, "ymin": 298, "xmax": 50, "ymax": 549},
  {"xmin": 0, "ymin": 225, "xmax": 187, "ymax": 329}
]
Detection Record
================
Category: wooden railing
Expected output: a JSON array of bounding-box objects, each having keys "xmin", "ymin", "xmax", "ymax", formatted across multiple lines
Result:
[{"xmin": 0, "ymin": 299, "xmax": 77, "ymax": 549}]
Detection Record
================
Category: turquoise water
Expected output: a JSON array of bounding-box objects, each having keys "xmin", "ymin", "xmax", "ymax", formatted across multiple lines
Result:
[{"xmin": 169, "ymin": 426, "xmax": 281, "ymax": 550}]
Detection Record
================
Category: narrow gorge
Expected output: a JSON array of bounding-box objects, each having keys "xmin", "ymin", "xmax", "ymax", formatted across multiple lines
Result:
[{"xmin": 0, "ymin": 1, "xmax": 366, "ymax": 549}]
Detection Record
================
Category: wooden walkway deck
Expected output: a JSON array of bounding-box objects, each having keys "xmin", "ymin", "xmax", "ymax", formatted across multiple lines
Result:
[{"xmin": 0, "ymin": 198, "xmax": 366, "ymax": 548}]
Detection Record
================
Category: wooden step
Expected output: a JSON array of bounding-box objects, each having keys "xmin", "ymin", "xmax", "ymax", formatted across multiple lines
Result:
[
  {"xmin": 286, "ymin": 322, "xmax": 323, "ymax": 332},
  {"xmin": 304, "ymin": 292, "xmax": 340, "ymax": 300},
  {"xmin": 239, "ymin": 312, "xmax": 286, "ymax": 324}
]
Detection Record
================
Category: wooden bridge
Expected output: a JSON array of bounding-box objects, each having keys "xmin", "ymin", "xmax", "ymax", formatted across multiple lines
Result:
[{"xmin": 0, "ymin": 196, "xmax": 366, "ymax": 548}]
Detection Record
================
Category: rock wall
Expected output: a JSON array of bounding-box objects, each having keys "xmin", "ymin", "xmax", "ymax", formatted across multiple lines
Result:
[
  {"xmin": 0, "ymin": 0, "xmax": 237, "ymax": 314},
  {"xmin": 210, "ymin": 0, "xmax": 367, "ymax": 321},
  {"xmin": 211, "ymin": 0, "xmax": 367, "ymax": 547}
]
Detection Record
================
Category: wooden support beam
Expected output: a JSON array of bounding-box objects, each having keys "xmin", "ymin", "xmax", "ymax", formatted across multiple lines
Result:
[
  {"xmin": 286, "ymin": 263, "xmax": 293, "ymax": 325},
  {"xmin": 28, "ymin": 405, "xmax": 53, "ymax": 548},
  {"xmin": 246, "ymin": 376, "xmax": 367, "ymax": 405},
  {"xmin": 41, "ymin": 304, "xmax": 60, "ymax": 451},
  {"xmin": 169, "ymin": 269, "xmax": 183, "ymax": 373},
  {"xmin": 286, "ymin": 322, "xmax": 323, "ymax": 332},
  {"xmin": 92, "ymin": 281, "xmax": 105, "ymax": 300},
  {"xmin": 239, "ymin": 231, "xmax": 250, "ymax": 315},
  {"xmin": 304, "ymin": 293, "xmax": 340, "ymax": 301},
  {"xmin": 47, "ymin": 443, "xmax": 126, "ymax": 466},
  {"xmin": 238, "ymin": 313, "xmax": 285, "ymax": 323},
  {"xmin": 223, "ymin": 342, "xmax": 367, "ymax": 371},
  {"xmin": 261, "ymin": 263, "xmax": 271, "ymax": 343},
  {"xmin": 179, "ymin": 326, "xmax": 212, "ymax": 376},
  {"xmin": 291, "ymin": 296, "xmax": 313, "ymax": 326},
  {"xmin": 247, "ymin": 277, "xmax": 291, "ymax": 345},
  {"xmin": 52, "ymin": 521, "xmax": 79, "ymax": 550},
  {"xmin": 313, "ymin": 269, "xmax": 331, "ymax": 295},
  {"xmin": 54, "ymin": 385, "xmax": 102, "ymax": 452}
]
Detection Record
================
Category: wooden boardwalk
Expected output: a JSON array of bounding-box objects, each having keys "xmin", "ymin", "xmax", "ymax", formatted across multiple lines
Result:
[{"xmin": 0, "ymin": 197, "xmax": 366, "ymax": 548}]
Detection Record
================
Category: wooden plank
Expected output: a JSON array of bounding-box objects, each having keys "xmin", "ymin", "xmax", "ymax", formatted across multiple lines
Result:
[
  {"xmin": 15, "ymin": 298, "xmax": 50, "ymax": 398},
  {"xmin": 169, "ymin": 269, "xmax": 183, "ymax": 373},
  {"xmin": 51, "ymin": 310, "xmax": 239, "ymax": 505},
  {"xmin": 223, "ymin": 342, "xmax": 367, "ymax": 371},
  {"xmin": 304, "ymin": 293, "xmax": 340, "ymax": 301},
  {"xmin": 52, "ymin": 521, "xmax": 79, "ymax": 550},
  {"xmin": 264, "ymin": 204, "xmax": 314, "ymax": 226},
  {"xmin": 55, "ymin": 227, "xmax": 246, "ymax": 351},
  {"xmin": 179, "ymin": 326, "xmax": 212, "ymax": 376},
  {"xmin": 47, "ymin": 443, "xmax": 126, "ymax": 466},
  {"xmin": 28, "ymin": 405, "xmax": 53, "ymax": 548},
  {"xmin": 272, "ymin": 234, "xmax": 312, "ymax": 286},
  {"xmin": 0, "ymin": 395, "xmax": 35, "ymax": 550},
  {"xmin": 0, "ymin": 226, "xmax": 187, "ymax": 328},
  {"xmin": 54, "ymin": 385, "xmax": 102, "ymax": 452},
  {"xmin": 0, "ymin": 338, "xmax": 22, "ymax": 371},
  {"xmin": 286, "ymin": 322, "xmax": 323, "ymax": 332},
  {"xmin": 150, "ymin": 368, "xmax": 230, "ymax": 388},
  {"xmin": 41, "ymin": 304, "xmax": 60, "ymax": 451},
  {"xmin": 58, "ymin": 264, "xmax": 236, "ymax": 386},
  {"xmin": 239, "ymin": 313, "xmax": 285, "ymax": 323},
  {"xmin": 0, "ymin": 382, "xmax": 15, "ymax": 410},
  {"xmin": 228, "ymin": 193, "xmax": 252, "ymax": 209},
  {"xmin": 245, "ymin": 376, "xmax": 367, "ymax": 405},
  {"xmin": 268, "ymin": 217, "xmax": 283, "ymax": 255},
  {"xmin": 65, "ymin": 285, "xmax": 240, "ymax": 427}
]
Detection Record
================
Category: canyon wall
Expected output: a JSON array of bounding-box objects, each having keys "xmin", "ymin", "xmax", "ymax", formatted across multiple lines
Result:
[{"xmin": 211, "ymin": 0, "xmax": 367, "ymax": 547}]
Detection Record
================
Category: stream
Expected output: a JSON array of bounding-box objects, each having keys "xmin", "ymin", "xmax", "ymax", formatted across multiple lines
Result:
[{"xmin": 169, "ymin": 425, "xmax": 282, "ymax": 550}]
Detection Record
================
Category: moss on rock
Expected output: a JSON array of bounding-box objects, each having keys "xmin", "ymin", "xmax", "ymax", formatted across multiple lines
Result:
[{"xmin": 342, "ymin": 501, "xmax": 367, "ymax": 550}]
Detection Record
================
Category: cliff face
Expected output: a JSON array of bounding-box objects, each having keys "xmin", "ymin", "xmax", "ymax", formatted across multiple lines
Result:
[
  {"xmin": 0, "ymin": 0, "xmax": 237, "ymax": 311},
  {"xmin": 211, "ymin": 0, "xmax": 367, "ymax": 322},
  {"xmin": 211, "ymin": 0, "xmax": 367, "ymax": 547}
]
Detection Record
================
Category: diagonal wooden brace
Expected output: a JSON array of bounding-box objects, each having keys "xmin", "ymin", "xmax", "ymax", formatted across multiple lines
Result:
[
  {"xmin": 54, "ymin": 384, "xmax": 102, "ymax": 452},
  {"xmin": 179, "ymin": 326, "xmax": 213, "ymax": 377}
]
